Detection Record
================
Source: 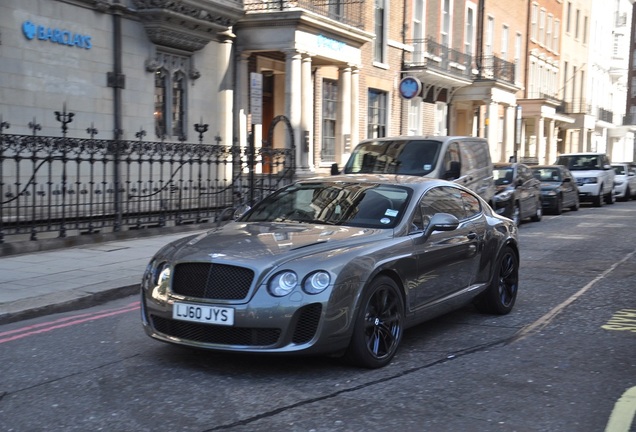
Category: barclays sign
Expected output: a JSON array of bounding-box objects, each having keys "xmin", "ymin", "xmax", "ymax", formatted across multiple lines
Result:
[{"xmin": 22, "ymin": 20, "xmax": 92, "ymax": 49}]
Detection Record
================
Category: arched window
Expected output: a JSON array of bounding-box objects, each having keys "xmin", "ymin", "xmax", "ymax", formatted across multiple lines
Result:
[{"xmin": 152, "ymin": 53, "xmax": 191, "ymax": 140}]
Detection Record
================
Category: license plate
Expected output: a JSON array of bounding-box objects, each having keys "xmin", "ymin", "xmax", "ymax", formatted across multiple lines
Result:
[{"xmin": 172, "ymin": 302, "xmax": 234, "ymax": 326}]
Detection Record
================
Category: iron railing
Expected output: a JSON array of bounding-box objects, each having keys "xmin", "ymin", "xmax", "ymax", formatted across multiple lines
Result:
[
  {"xmin": 404, "ymin": 38, "xmax": 474, "ymax": 81},
  {"xmin": 244, "ymin": 0, "xmax": 365, "ymax": 29},
  {"xmin": 478, "ymin": 55, "xmax": 516, "ymax": 85},
  {"xmin": 0, "ymin": 125, "xmax": 294, "ymax": 244}
]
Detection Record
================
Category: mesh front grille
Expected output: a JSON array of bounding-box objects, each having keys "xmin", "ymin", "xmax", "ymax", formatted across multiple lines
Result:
[
  {"xmin": 172, "ymin": 263, "xmax": 254, "ymax": 300},
  {"xmin": 291, "ymin": 303, "xmax": 322, "ymax": 344},
  {"xmin": 151, "ymin": 316, "xmax": 280, "ymax": 346}
]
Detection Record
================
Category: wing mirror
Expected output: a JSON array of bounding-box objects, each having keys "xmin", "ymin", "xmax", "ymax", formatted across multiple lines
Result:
[
  {"xmin": 423, "ymin": 213, "xmax": 460, "ymax": 238},
  {"xmin": 233, "ymin": 204, "xmax": 251, "ymax": 221}
]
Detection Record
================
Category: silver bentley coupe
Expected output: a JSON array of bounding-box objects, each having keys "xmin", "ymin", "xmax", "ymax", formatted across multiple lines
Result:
[{"xmin": 141, "ymin": 175, "xmax": 519, "ymax": 368}]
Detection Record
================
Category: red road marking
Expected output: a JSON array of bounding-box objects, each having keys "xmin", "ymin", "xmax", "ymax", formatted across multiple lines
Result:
[{"xmin": 0, "ymin": 301, "xmax": 140, "ymax": 344}]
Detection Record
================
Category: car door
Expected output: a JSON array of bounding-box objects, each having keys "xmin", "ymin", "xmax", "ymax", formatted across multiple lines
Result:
[
  {"xmin": 517, "ymin": 164, "xmax": 539, "ymax": 218},
  {"xmin": 408, "ymin": 186, "xmax": 483, "ymax": 312},
  {"xmin": 561, "ymin": 167, "xmax": 578, "ymax": 206}
]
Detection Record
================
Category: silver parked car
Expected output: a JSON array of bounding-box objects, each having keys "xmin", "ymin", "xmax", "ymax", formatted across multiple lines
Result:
[{"xmin": 141, "ymin": 175, "xmax": 519, "ymax": 368}]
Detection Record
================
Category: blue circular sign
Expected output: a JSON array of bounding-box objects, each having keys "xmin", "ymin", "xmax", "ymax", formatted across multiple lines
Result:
[{"xmin": 399, "ymin": 77, "xmax": 422, "ymax": 99}]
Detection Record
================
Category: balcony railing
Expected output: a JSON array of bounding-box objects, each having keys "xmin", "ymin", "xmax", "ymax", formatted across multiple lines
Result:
[
  {"xmin": 404, "ymin": 38, "xmax": 474, "ymax": 80},
  {"xmin": 598, "ymin": 107, "xmax": 614, "ymax": 123},
  {"xmin": 479, "ymin": 56, "xmax": 516, "ymax": 85},
  {"xmin": 556, "ymin": 99, "xmax": 593, "ymax": 115},
  {"xmin": 244, "ymin": 0, "xmax": 365, "ymax": 29}
]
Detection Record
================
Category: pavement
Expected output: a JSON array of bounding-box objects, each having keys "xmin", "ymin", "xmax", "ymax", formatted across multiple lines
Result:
[{"xmin": 0, "ymin": 229, "xmax": 208, "ymax": 325}]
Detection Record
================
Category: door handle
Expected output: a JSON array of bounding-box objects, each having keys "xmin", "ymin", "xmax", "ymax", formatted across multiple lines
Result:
[{"xmin": 467, "ymin": 232, "xmax": 477, "ymax": 240}]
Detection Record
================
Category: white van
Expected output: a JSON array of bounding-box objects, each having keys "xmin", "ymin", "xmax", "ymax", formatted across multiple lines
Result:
[{"xmin": 338, "ymin": 136, "xmax": 495, "ymax": 205}]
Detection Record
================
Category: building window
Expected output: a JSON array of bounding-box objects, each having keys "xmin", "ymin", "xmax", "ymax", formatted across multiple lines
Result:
[
  {"xmin": 408, "ymin": 99, "xmax": 422, "ymax": 136},
  {"xmin": 154, "ymin": 70, "xmax": 167, "ymax": 138},
  {"xmin": 374, "ymin": 0, "xmax": 386, "ymax": 63},
  {"xmin": 368, "ymin": 89, "xmax": 387, "ymax": 138},
  {"xmin": 566, "ymin": 1, "xmax": 572, "ymax": 33},
  {"xmin": 583, "ymin": 16, "xmax": 588, "ymax": 44},
  {"xmin": 322, "ymin": 79, "xmax": 338, "ymax": 162},
  {"xmin": 441, "ymin": 0, "xmax": 451, "ymax": 47},
  {"xmin": 546, "ymin": 14, "xmax": 553, "ymax": 50},
  {"xmin": 531, "ymin": 3, "xmax": 538, "ymax": 40},
  {"xmin": 575, "ymin": 9, "xmax": 580, "ymax": 39},
  {"xmin": 152, "ymin": 52, "xmax": 191, "ymax": 140},
  {"xmin": 501, "ymin": 25, "xmax": 509, "ymax": 60},
  {"xmin": 413, "ymin": 0, "xmax": 425, "ymax": 62},
  {"xmin": 465, "ymin": 4, "xmax": 476, "ymax": 57},
  {"xmin": 172, "ymin": 72, "xmax": 186, "ymax": 138},
  {"xmin": 515, "ymin": 33, "xmax": 522, "ymax": 83},
  {"xmin": 485, "ymin": 16, "xmax": 494, "ymax": 56},
  {"xmin": 554, "ymin": 20, "xmax": 560, "ymax": 53},
  {"xmin": 539, "ymin": 9, "xmax": 546, "ymax": 45},
  {"xmin": 435, "ymin": 102, "xmax": 447, "ymax": 136}
]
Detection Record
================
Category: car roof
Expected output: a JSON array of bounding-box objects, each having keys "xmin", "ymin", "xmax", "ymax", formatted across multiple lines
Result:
[
  {"xmin": 557, "ymin": 152, "xmax": 606, "ymax": 156},
  {"xmin": 297, "ymin": 174, "xmax": 466, "ymax": 191},
  {"xmin": 356, "ymin": 135, "xmax": 487, "ymax": 144}
]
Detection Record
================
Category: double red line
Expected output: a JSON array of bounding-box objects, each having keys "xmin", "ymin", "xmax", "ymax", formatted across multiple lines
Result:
[{"xmin": 0, "ymin": 301, "xmax": 140, "ymax": 344}]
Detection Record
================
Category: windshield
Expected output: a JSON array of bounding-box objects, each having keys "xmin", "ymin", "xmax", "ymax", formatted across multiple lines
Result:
[
  {"xmin": 533, "ymin": 168, "xmax": 562, "ymax": 182},
  {"xmin": 493, "ymin": 167, "xmax": 514, "ymax": 186},
  {"xmin": 240, "ymin": 182, "xmax": 411, "ymax": 229},
  {"xmin": 613, "ymin": 165, "xmax": 625, "ymax": 175},
  {"xmin": 344, "ymin": 139, "xmax": 442, "ymax": 176},
  {"xmin": 555, "ymin": 155, "xmax": 601, "ymax": 171}
]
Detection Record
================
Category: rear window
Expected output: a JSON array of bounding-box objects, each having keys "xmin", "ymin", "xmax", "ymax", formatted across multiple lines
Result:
[
  {"xmin": 344, "ymin": 139, "xmax": 442, "ymax": 176},
  {"xmin": 556, "ymin": 155, "xmax": 602, "ymax": 171}
]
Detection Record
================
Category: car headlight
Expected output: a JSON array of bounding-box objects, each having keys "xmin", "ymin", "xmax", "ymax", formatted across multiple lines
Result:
[
  {"xmin": 496, "ymin": 189, "xmax": 514, "ymax": 201},
  {"xmin": 546, "ymin": 190, "xmax": 557, "ymax": 196},
  {"xmin": 614, "ymin": 180, "xmax": 624, "ymax": 186},
  {"xmin": 303, "ymin": 271, "xmax": 331, "ymax": 294},
  {"xmin": 579, "ymin": 177, "xmax": 597, "ymax": 184},
  {"xmin": 269, "ymin": 271, "xmax": 298, "ymax": 296},
  {"xmin": 156, "ymin": 263, "xmax": 171, "ymax": 285}
]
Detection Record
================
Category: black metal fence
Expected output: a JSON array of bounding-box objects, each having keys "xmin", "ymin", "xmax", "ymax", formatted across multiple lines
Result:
[{"xmin": 0, "ymin": 127, "xmax": 295, "ymax": 244}]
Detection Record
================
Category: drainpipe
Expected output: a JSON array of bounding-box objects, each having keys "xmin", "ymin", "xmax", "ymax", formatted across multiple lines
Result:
[{"xmin": 108, "ymin": 2, "xmax": 126, "ymax": 231}]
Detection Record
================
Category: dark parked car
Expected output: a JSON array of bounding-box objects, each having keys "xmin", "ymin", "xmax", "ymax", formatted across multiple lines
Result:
[
  {"xmin": 493, "ymin": 163, "xmax": 543, "ymax": 226},
  {"xmin": 141, "ymin": 175, "xmax": 519, "ymax": 368},
  {"xmin": 532, "ymin": 165, "xmax": 580, "ymax": 214}
]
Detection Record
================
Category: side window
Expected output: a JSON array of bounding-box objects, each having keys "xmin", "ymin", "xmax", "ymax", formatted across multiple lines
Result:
[
  {"xmin": 442, "ymin": 142, "xmax": 461, "ymax": 179},
  {"xmin": 414, "ymin": 186, "xmax": 467, "ymax": 231},
  {"xmin": 460, "ymin": 190, "xmax": 481, "ymax": 218}
]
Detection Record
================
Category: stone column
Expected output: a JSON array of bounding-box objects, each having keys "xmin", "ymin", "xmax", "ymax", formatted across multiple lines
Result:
[
  {"xmin": 285, "ymin": 50, "xmax": 302, "ymax": 167},
  {"xmin": 350, "ymin": 67, "xmax": 360, "ymax": 157},
  {"xmin": 546, "ymin": 119, "xmax": 556, "ymax": 164},
  {"xmin": 336, "ymin": 66, "xmax": 352, "ymax": 165},
  {"xmin": 536, "ymin": 115, "xmax": 545, "ymax": 163},
  {"xmin": 218, "ymin": 32, "xmax": 234, "ymax": 147},
  {"xmin": 236, "ymin": 52, "xmax": 250, "ymax": 148},
  {"xmin": 486, "ymin": 100, "xmax": 499, "ymax": 158},
  {"xmin": 300, "ymin": 54, "xmax": 314, "ymax": 171}
]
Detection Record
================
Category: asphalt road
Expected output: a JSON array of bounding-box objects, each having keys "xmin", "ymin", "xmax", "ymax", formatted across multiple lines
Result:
[{"xmin": 0, "ymin": 201, "xmax": 635, "ymax": 432}]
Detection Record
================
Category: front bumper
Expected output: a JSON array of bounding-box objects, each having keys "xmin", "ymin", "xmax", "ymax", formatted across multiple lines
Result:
[{"xmin": 141, "ymin": 280, "xmax": 356, "ymax": 355}]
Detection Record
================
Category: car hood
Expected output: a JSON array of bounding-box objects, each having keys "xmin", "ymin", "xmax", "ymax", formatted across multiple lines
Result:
[
  {"xmin": 495, "ymin": 184, "xmax": 513, "ymax": 193},
  {"xmin": 161, "ymin": 222, "xmax": 391, "ymax": 266},
  {"xmin": 569, "ymin": 169, "xmax": 602, "ymax": 177},
  {"xmin": 540, "ymin": 182, "xmax": 560, "ymax": 190}
]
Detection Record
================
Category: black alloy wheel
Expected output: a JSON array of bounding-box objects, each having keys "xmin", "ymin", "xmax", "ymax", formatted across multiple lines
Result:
[
  {"xmin": 345, "ymin": 276, "xmax": 404, "ymax": 368},
  {"xmin": 553, "ymin": 195, "xmax": 563, "ymax": 215},
  {"xmin": 474, "ymin": 246, "xmax": 519, "ymax": 315}
]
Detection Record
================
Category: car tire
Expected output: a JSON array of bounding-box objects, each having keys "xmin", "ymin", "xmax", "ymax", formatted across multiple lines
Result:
[
  {"xmin": 553, "ymin": 196, "xmax": 563, "ymax": 215},
  {"xmin": 474, "ymin": 246, "xmax": 519, "ymax": 315},
  {"xmin": 345, "ymin": 276, "xmax": 404, "ymax": 369},
  {"xmin": 623, "ymin": 186, "xmax": 631, "ymax": 201},
  {"xmin": 593, "ymin": 191, "xmax": 604, "ymax": 207},
  {"xmin": 511, "ymin": 203, "xmax": 521, "ymax": 226},
  {"xmin": 570, "ymin": 195, "xmax": 580, "ymax": 211},
  {"xmin": 530, "ymin": 199, "xmax": 542, "ymax": 222},
  {"xmin": 605, "ymin": 189, "xmax": 616, "ymax": 205}
]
